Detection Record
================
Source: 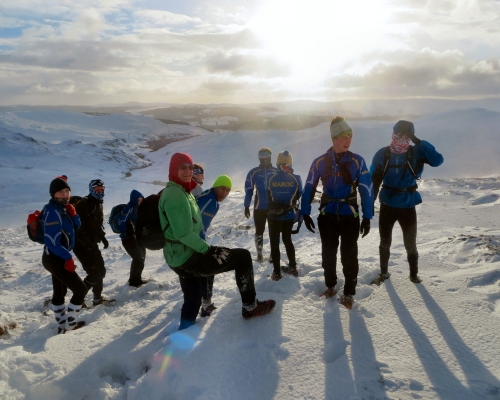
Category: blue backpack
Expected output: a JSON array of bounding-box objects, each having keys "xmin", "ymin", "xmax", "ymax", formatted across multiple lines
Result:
[{"xmin": 108, "ymin": 204, "xmax": 127, "ymax": 234}]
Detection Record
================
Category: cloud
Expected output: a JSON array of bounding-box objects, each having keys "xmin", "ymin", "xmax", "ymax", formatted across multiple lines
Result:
[
  {"xmin": 205, "ymin": 52, "xmax": 289, "ymax": 78},
  {"xmin": 134, "ymin": 10, "xmax": 202, "ymax": 27}
]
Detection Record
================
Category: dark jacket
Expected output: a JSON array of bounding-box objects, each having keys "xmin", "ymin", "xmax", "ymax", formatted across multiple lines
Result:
[
  {"xmin": 118, "ymin": 190, "xmax": 143, "ymax": 240},
  {"xmin": 74, "ymin": 195, "xmax": 105, "ymax": 248}
]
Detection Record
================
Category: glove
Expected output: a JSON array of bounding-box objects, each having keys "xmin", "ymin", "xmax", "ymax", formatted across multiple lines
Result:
[
  {"xmin": 64, "ymin": 204, "xmax": 77, "ymax": 217},
  {"xmin": 408, "ymin": 132, "xmax": 421, "ymax": 145},
  {"xmin": 360, "ymin": 218, "xmax": 371, "ymax": 238},
  {"xmin": 244, "ymin": 206, "xmax": 251, "ymax": 219},
  {"xmin": 64, "ymin": 258, "xmax": 76, "ymax": 273},
  {"xmin": 102, "ymin": 237, "xmax": 109, "ymax": 249},
  {"xmin": 206, "ymin": 246, "xmax": 231, "ymax": 266},
  {"xmin": 303, "ymin": 215, "xmax": 315, "ymax": 233}
]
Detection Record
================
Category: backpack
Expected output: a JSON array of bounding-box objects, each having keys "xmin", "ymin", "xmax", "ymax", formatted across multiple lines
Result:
[
  {"xmin": 108, "ymin": 204, "xmax": 127, "ymax": 234},
  {"xmin": 27, "ymin": 207, "xmax": 46, "ymax": 244}
]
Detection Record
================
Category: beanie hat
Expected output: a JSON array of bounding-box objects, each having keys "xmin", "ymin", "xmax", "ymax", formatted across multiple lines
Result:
[
  {"xmin": 89, "ymin": 179, "xmax": 104, "ymax": 188},
  {"xmin": 169, "ymin": 152, "xmax": 197, "ymax": 193},
  {"xmin": 213, "ymin": 175, "xmax": 232, "ymax": 190},
  {"xmin": 89, "ymin": 179, "xmax": 105, "ymax": 201},
  {"xmin": 50, "ymin": 175, "xmax": 71, "ymax": 197},
  {"xmin": 276, "ymin": 150, "xmax": 293, "ymax": 166},
  {"xmin": 393, "ymin": 120, "xmax": 415, "ymax": 136},
  {"xmin": 330, "ymin": 118, "xmax": 352, "ymax": 139},
  {"xmin": 258, "ymin": 147, "xmax": 272, "ymax": 159}
]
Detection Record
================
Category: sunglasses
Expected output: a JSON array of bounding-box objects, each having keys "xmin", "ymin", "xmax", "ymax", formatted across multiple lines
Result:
[{"xmin": 179, "ymin": 164, "xmax": 194, "ymax": 171}]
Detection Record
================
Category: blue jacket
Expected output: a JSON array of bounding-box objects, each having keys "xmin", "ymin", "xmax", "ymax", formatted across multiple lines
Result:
[
  {"xmin": 196, "ymin": 188, "xmax": 219, "ymax": 240},
  {"xmin": 118, "ymin": 190, "xmax": 144, "ymax": 239},
  {"xmin": 370, "ymin": 140, "xmax": 443, "ymax": 208},
  {"xmin": 267, "ymin": 168, "xmax": 303, "ymax": 221},
  {"xmin": 244, "ymin": 163, "xmax": 277, "ymax": 210},
  {"xmin": 302, "ymin": 149, "xmax": 374, "ymax": 219},
  {"xmin": 43, "ymin": 199, "xmax": 81, "ymax": 260}
]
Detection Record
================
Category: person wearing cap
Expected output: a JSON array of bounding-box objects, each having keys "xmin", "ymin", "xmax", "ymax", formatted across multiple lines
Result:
[
  {"xmin": 266, "ymin": 151, "xmax": 303, "ymax": 281},
  {"xmin": 159, "ymin": 153, "xmax": 275, "ymax": 330},
  {"xmin": 244, "ymin": 147, "xmax": 277, "ymax": 262},
  {"xmin": 72, "ymin": 179, "xmax": 115, "ymax": 307},
  {"xmin": 191, "ymin": 163, "xmax": 205, "ymax": 198},
  {"xmin": 301, "ymin": 116, "xmax": 374, "ymax": 309},
  {"xmin": 370, "ymin": 120, "xmax": 443, "ymax": 285},
  {"xmin": 42, "ymin": 175, "xmax": 89, "ymax": 333},
  {"xmin": 195, "ymin": 174, "xmax": 232, "ymax": 317}
]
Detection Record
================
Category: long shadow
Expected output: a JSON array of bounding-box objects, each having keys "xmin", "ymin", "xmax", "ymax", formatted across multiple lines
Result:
[
  {"xmin": 416, "ymin": 284, "xmax": 500, "ymax": 396},
  {"xmin": 385, "ymin": 281, "xmax": 473, "ymax": 398}
]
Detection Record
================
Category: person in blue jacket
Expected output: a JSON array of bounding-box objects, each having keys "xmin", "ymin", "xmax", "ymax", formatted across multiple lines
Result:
[
  {"xmin": 301, "ymin": 116, "xmax": 373, "ymax": 309},
  {"xmin": 370, "ymin": 120, "xmax": 444, "ymax": 284},
  {"xmin": 118, "ymin": 189, "xmax": 147, "ymax": 287},
  {"xmin": 195, "ymin": 174, "xmax": 232, "ymax": 317},
  {"xmin": 244, "ymin": 147, "xmax": 277, "ymax": 262},
  {"xmin": 42, "ymin": 175, "xmax": 89, "ymax": 334},
  {"xmin": 267, "ymin": 151, "xmax": 303, "ymax": 281}
]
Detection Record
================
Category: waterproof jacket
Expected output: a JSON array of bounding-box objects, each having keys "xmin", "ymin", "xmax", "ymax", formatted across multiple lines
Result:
[
  {"xmin": 267, "ymin": 168, "xmax": 303, "ymax": 221},
  {"xmin": 74, "ymin": 195, "xmax": 105, "ymax": 248},
  {"xmin": 244, "ymin": 163, "xmax": 277, "ymax": 210},
  {"xmin": 43, "ymin": 199, "xmax": 81, "ymax": 260},
  {"xmin": 196, "ymin": 188, "xmax": 219, "ymax": 240},
  {"xmin": 370, "ymin": 140, "xmax": 444, "ymax": 208},
  {"xmin": 302, "ymin": 148, "xmax": 374, "ymax": 219},
  {"xmin": 159, "ymin": 181, "xmax": 210, "ymax": 267},
  {"xmin": 118, "ymin": 190, "xmax": 143, "ymax": 240}
]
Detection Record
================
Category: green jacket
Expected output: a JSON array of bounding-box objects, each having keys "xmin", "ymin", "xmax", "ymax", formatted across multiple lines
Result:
[{"xmin": 159, "ymin": 181, "xmax": 210, "ymax": 267}]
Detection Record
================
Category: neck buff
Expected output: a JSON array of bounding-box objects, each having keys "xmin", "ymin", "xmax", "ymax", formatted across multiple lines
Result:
[
  {"xmin": 169, "ymin": 152, "xmax": 197, "ymax": 193},
  {"xmin": 390, "ymin": 132, "xmax": 411, "ymax": 154}
]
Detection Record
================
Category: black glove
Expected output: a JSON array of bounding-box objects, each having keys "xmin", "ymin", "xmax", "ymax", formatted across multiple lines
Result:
[
  {"xmin": 102, "ymin": 236, "xmax": 109, "ymax": 249},
  {"xmin": 408, "ymin": 132, "xmax": 421, "ymax": 145},
  {"xmin": 244, "ymin": 206, "xmax": 251, "ymax": 219},
  {"xmin": 205, "ymin": 246, "xmax": 231, "ymax": 265},
  {"xmin": 360, "ymin": 218, "xmax": 370, "ymax": 238},
  {"xmin": 303, "ymin": 215, "xmax": 315, "ymax": 233}
]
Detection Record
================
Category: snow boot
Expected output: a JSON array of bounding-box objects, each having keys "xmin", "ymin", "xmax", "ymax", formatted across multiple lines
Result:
[
  {"xmin": 200, "ymin": 302, "xmax": 217, "ymax": 317},
  {"xmin": 339, "ymin": 295, "xmax": 354, "ymax": 310},
  {"xmin": 129, "ymin": 279, "xmax": 150, "ymax": 288},
  {"xmin": 93, "ymin": 296, "xmax": 116, "ymax": 307},
  {"xmin": 270, "ymin": 271, "xmax": 282, "ymax": 281},
  {"xmin": 371, "ymin": 272, "xmax": 391, "ymax": 286},
  {"xmin": 281, "ymin": 264, "xmax": 298, "ymax": 277},
  {"xmin": 408, "ymin": 252, "xmax": 419, "ymax": 282},
  {"xmin": 52, "ymin": 303, "xmax": 67, "ymax": 334},
  {"xmin": 242, "ymin": 300, "xmax": 276, "ymax": 319}
]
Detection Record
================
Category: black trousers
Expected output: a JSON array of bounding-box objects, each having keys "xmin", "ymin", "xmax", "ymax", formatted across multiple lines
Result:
[
  {"xmin": 172, "ymin": 248, "xmax": 256, "ymax": 329},
  {"xmin": 254, "ymin": 209, "xmax": 268, "ymax": 237},
  {"xmin": 73, "ymin": 242, "xmax": 106, "ymax": 298},
  {"xmin": 42, "ymin": 253, "xmax": 89, "ymax": 306},
  {"xmin": 121, "ymin": 237, "xmax": 146, "ymax": 285},
  {"xmin": 318, "ymin": 214, "xmax": 360, "ymax": 296},
  {"xmin": 201, "ymin": 276, "xmax": 214, "ymax": 301},
  {"xmin": 379, "ymin": 203, "xmax": 418, "ymax": 274},
  {"xmin": 268, "ymin": 218, "xmax": 295, "ymax": 274}
]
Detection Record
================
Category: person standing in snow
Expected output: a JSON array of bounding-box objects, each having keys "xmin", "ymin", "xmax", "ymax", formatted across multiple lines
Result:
[
  {"xmin": 195, "ymin": 174, "xmax": 232, "ymax": 317},
  {"xmin": 191, "ymin": 164, "xmax": 205, "ymax": 198},
  {"xmin": 159, "ymin": 152, "xmax": 275, "ymax": 330},
  {"xmin": 266, "ymin": 151, "xmax": 303, "ymax": 281},
  {"xmin": 301, "ymin": 117, "xmax": 373, "ymax": 309},
  {"xmin": 72, "ymin": 179, "xmax": 114, "ymax": 306},
  {"xmin": 118, "ymin": 189, "xmax": 148, "ymax": 287},
  {"xmin": 42, "ymin": 175, "xmax": 89, "ymax": 333},
  {"xmin": 370, "ymin": 120, "xmax": 444, "ymax": 285},
  {"xmin": 244, "ymin": 147, "xmax": 277, "ymax": 262}
]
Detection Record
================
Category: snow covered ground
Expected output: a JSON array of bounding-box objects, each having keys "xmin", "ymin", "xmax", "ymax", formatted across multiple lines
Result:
[{"xmin": 1, "ymin": 109, "xmax": 500, "ymax": 399}]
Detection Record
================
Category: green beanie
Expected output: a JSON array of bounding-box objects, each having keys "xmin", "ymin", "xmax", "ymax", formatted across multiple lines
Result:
[{"xmin": 213, "ymin": 175, "xmax": 232, "ymax": 189}]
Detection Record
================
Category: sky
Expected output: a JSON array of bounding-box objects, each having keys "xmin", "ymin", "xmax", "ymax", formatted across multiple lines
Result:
[{"xmin": 1, "ymin": 0, "xmax": 500, "ymax": 105}]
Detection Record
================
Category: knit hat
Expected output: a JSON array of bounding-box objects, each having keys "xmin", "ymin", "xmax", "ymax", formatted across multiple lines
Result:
[
  {"xmin": 50, "ymin": 175, "xmax": 71, "ymax": 197},
  {"xmin": 330, "ymin": 118, "xmax": 353, "ymax": 139},
  {"xmin": 258, "ymin": 147, "xmax": 272, "ymax": 159},
  {"xmin": 393, "ymin": 120, "xmax": 415, "ymax": 136},
  {"xmin": 89, "ymin": 179, "xmax": 105, "ymax": 201},
  {"xmin": 276, "ymin": 150, "xmax": 293, "ymax": 166},
  {"xmin": 213, "ymin": 175, "xmax": 232, "ymax": 190}
]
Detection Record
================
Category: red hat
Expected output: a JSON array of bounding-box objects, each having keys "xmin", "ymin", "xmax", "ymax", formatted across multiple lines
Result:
[{"xmin": 169, "ymin": 153, "xmax": 197, "ymax": 193}]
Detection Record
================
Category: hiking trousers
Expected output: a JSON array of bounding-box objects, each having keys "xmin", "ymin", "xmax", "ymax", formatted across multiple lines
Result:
[
  {"xmin": 73, "ymin": 242, "xmax": 106, "ymax": 299},
  {"xmin": 121, "ymin": 237, "xmax": 146, "ymax": 285},
  {"xmin": 317, "ymin": 214, "xmax": 360, "ymax": 296},
  {"xmin": 268, "ymin": 218, "xmax": 295, "ymax": 275}
]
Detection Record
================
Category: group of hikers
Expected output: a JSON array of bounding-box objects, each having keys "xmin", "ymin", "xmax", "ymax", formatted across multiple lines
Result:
[{"xmin": 38, "ymin": 116, "xmax": 443, "ymax": 333}]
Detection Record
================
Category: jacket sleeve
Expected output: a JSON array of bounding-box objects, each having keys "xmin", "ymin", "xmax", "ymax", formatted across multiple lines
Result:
[
  {"xmin": 197, "ymin": 193, "xmax": 216, "ymax": 233},
  {"xmin": 357, "ymin": 157, "xmax": 374, "ymax": 219},
  {"xmin": 43, "ymin": 207, "xmax": 73, "ymax": 260},
  {"xmin": 293, "ymin": 175, "xmax": 303, "ymax": 203},
  {"xmin": 117, "ymin": 205, "xmax": 133, "ymax": 234},
  {"xmin": 244, "ymin": 169, "xmax": 254, "ymax": 208},
  {"xmin": 416, "ymin": 140, "xmax": 444, "ymax": 168},
  {"xmin": 301, "ymin": 161, "xmax": 320, "ymax": 216}
]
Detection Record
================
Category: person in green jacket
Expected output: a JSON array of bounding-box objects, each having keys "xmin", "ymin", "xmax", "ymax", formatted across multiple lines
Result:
[{"xmin": 159, "ymin": 152, "xmax": 276, "ymax": 330}]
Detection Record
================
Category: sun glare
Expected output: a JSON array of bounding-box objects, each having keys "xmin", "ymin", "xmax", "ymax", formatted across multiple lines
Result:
[{"xmin": 249, "ymin": 0, "xmax": 393, "ymax": 89}]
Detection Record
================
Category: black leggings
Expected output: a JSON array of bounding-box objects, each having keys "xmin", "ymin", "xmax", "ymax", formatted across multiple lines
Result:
[
  {"xmin": 73, "ymin": 242, "xmax": 106, "ymax": 298},
  {"xmin": 268, "ymin": 218, "xmax": 295, "ymax": 274},
  {"xmin": 254, "ymin": 209, "xmax": 268, "ymax": 237},
  {"xmin": 42, "ymin": 253, "xmax": 89, "ymax": 306},
  {"xmin": 121, "ymin": 237, "xmax": 146, "ymax": 285}
]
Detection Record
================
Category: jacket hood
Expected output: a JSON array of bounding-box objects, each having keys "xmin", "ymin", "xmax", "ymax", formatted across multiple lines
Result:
[
  {"xmin": 169, "ymin": 152, "xmax": 197, "ymax": 193},
  {"xmin": 129, "ymin": 189, "xmax": 144, "ymax": 207}
]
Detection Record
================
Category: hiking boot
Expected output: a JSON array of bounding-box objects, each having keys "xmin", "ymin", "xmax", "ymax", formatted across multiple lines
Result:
[
  {"xmin": 242, "ymin": 300, "xmax": 276, "ymax": 320},
  {"xmin": 93, "ymin": 296, "xmax": 116, "ymax": 307},
  {"xmin": 320, "ymin": 287, "xmax": 338, "ymax": 299},
  {"xmin": 129, "ymin": 279, "xmax": 150, "ymax": 288},
  {"xmin": 58, "ymin": 321, "xmax": 85, "ymax": 334},
  {"xmin": 281, "ymin": 265, "xmax": 298, "ymax": 277},
  {"xmin": 200, "ymin": 303, "xmax": 217, "ymax": 317},
  {"xmin": 339, "ymin": 295, "xmax": 354, "ymax": 310},
  {"xmin": 410, "ymin": 274, "xmax": 422, "ymax": 283},
  {"xmin": 371, "ymin": 272, "xmax": 391, "ymax": 286},
  {"xmin": 270, "ymin": 271, "xmax": 282, "ymax": 281}
]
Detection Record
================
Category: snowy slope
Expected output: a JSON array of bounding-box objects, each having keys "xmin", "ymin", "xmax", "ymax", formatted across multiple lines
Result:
[{"xmin": 1, "ymin": 109, "xmax": 500, "ymax": 399}]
